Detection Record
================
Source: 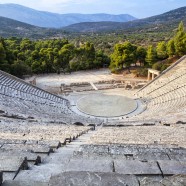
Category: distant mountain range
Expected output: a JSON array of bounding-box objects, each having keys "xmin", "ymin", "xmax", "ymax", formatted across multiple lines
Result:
[
  {"xmin": 0, "ymin": 6, "xmax": 186, "ymax": 38},
  {"xmin": 0, "ymin": 3, "xmax": 137, "ymax": 28},
  {"xmin": 0, "ymin": 16, "xmax": 65, "ymax": 39},
  {"xmin": 63, "ymin": 6, "xmax": 186, "ymax": 32}
]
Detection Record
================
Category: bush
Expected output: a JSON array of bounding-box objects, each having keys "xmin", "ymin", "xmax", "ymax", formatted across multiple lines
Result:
[
  {"xmin": 152, "ymin": 62, "xmax": 162, "ymax": 71},
  {"xmin": 134, "ymin": 68, "xmax": 148, "ymax": 77},
  {"xmin": 152, "ymin": 62, "xmax": 169, "ymax": 72}
]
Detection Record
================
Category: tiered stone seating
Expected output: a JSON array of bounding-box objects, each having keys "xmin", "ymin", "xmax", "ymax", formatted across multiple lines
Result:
[
  {"xmin": 1, "ymin": 56, "xmax": 186, "ymax": 185},
  {"xmin": 86, "ymin": 125, "xmax": 186, "ymax": 147},
  {"xmin": 0, "ymin": 70, "xmax": 101, "ymax": 124},
  {"xmin": 0, "ymin": 118, "xmax": 92, "ymax": 183},
  {"xmin": 71, "ymin": 125, "xmax": 186, "ymax": 184},
  {"xmin": 131, "ymin": 56, "xmax": 186, "ymax": 122}
]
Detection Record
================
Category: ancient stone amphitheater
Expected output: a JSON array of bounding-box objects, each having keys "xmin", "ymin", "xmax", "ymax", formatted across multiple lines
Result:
[{"xmin": 0, "ymin": 56, "xmax": 186, "ymax": 186}]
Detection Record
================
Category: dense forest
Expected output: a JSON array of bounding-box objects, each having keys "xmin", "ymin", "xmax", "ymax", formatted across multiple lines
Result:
[{"xmin": 0, "ymin": 22, "xmax": 185, "ymax": 78}]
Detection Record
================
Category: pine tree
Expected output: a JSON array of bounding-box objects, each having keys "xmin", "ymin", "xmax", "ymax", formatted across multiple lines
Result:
[
  {"xmin": 167, "ymin": 39, "xmax": 175, "ymax": 57},
  {"xmin": 174, "ymin": 21, "xmax": 186, "ymax": 57},
  {"xmin": 145, "ymin": 45, "xmax": 157, "ymax": 66},
  {"xmin": 156, "ymin": 41, "xmax": 168, "ymax": 60}
]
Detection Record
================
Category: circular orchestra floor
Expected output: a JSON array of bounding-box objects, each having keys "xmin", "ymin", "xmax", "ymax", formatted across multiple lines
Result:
[{"xmin": 77, "ymin": 93, "xmax": 137, "ymax": 117}]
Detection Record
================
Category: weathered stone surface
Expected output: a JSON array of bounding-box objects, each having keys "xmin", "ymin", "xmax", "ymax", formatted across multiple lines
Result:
[
  {"xmin": 115, "ymin": 160, "xmax": 161, "ymax": 175},
  {"xmin": 2, "ymin": 180, "xmax": 48, "ymax": 186},
  {"xmin": 134, "ymin": 152, "xmax": 169, "ymax": 161},
  {"xmin": 158, "ymin": 160, "xmax": 186, "ymax": 175},
  {"xmin": 168, "ymin": 148, "xmax": 186, "ymax": 161},
  {"xmin": 49, "ymin": 171, "xmax": 139, "ymax": 186},
  {"xmin": 2, "ymin": 144, "xmax": 52, "ymax": 154},
  {"xmin": 38, "ymin": 140, "xmax": 61, "ymax": 149},
  {"xmin": 109, "ymin": 145, "xmax": 139, "ymax": 155},
  {"xmin": 65, "ymin": 159, "xmax": 113, "ymax": 172},
  {"xmin": 15, "ymin": 163, "xmax": 66, "ymax": 182},
  {"xmin": 161, "ymin": 175, "xmax": 186, "ymax": 186},
  {"xmin": 0, "ymin": 149, "xmax": 41, "ymax": 164},
  {"xmin": 0, "ymin": 156, "xmax": 28, "ymax": 172},
  {"xmin": 140, "ymin": 177, "xmax": 164, "ymax": 186},
  {"xmin": 0, "ymin": 139, "xmax": 26, "ymax": 144},
  {"xmin": 78, "ymin": 145, "xmax": 109, "ymax": 155}
]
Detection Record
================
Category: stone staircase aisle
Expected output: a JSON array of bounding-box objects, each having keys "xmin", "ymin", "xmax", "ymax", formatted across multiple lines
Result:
[{"xmin": 2, "ymin": 127, "xmax": 100, "ymax": 186}]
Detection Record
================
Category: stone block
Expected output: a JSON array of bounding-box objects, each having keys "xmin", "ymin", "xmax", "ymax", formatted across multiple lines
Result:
[
  {"xmin": 168, "ymin": 148, "xmax": 186, "ymax": 161},
  {"xmin": 65, "ymin": 159, "xmax": 113, "ymax": 172},
  {"xmin": 0, "ymin": 149, "xmax": 41, "ymax": 164},
  {"xmin": 38, "ymin": 140, "xmax": 61, "ymax": 149},
  {"xmin": 158, "ymin": 160, "xmax": 186, "ymax": 175},
  {"xmin": 49, "ymin": 171, "xmax": 139, "ymax": 186},
  {"xmin": 109, "ymin": 145, "xmax": 139, "ymax": 155},
  {"xmin": 78, "ymin": 144, "xmax": 109, "ymax": 155},
  {"xmin": 0, "ymin": 156, "xmax": 28, "ymax": 172},
  {"xmin": 134, "ymin": 152, "xmax": 169, "ymax": 161},
  {"xmin": 161, "ymin": 175, "xmax": 186, "ymax": 186},
  {"xmin": 2, "ymin": 180, "xmax": 48, "ymax": 186},
  {"xmin": 140, "ymin": 177, "xmax": 164, "ymax": 186},
  {"xmin": 2, "ymin": 172, "xmax": 16, "ymax": 181},
  {"xmin": 15, "ymin": 163, "xmax": 66, "ymax": 182},
  {"xmin": 115, "ymin": 160, "xmax": 161, "ymax": 175},
  {"xmin": 0, "ymin": 139, "xmax": 26, "ymax": 145},
  {"xmin": 2, "ymin": 144, "xmax": 52, "ymax": 155}
]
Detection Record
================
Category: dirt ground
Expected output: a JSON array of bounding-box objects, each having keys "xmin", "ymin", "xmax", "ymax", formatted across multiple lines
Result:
[{"xmin": 30, "ymin": 69, "xmax": 146, "ymax": 90}]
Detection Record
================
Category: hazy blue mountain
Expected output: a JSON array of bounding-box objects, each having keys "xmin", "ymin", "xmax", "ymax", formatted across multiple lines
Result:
[
  {"xmin": 0, "ymin": 3, "xmax": 137, "ymax": 28},
  {"xmin": 63, "ymin": 6, "xmax": 186, "ymax": 32},
  {"xmin": 0, "ymin": 16, "xmax": 66, "ymax": 38},
  {"xmin": 1, "ymin": 6, "xmax": 186, "ymax": 39}
]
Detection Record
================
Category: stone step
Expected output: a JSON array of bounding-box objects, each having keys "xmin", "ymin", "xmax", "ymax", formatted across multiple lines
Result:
[
  {"xmin": 115, "ymin": 160, "xmax": 161, "ymax": 175},
  {"xmin": 11, "ymin": 129, "xmax": 99, "ymax": 183},
  {"xmin": 43, "ymin": 152, "xmax": 72, "ymax": 164},
  {"xmin": 65, "ymin": 159, "xmax": 113, "ymax": 172},
  {"xmin": 2, "ymin": 144, "xmax": 53, "ymax": 155},
  {"xmin": 15, "ymin": 163, "xmax": 66, "ymax": 183},
  {"xmin": 0, "ymin": 150, "xmax": 41, "ymax": 165},
  {"xmin": 2, "ymin": 172, "xmax": 17, "ymax": 181},
  {"xmin": 158, "ymin": 160, "xmax": 186, "ymax": 175},
  {"xmin": 0, "ymin": 156, "xmax": 28, "ymax": 172},
  {"xmin": 49, "ymin": 171, "xmax": 139, "ymax": 186}
]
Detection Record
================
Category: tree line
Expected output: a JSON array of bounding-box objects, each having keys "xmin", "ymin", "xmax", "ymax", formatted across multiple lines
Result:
[
  {"xmin": 0, "ymin": 22, "xmax": 185, "ymax": 78},
  {"xmin": 0, "ymin": 38, "xmax": 110, "ymax": 77},
  {"xmin": 109, "ymin": 22, "xmax": 186, "ymax": 73}
]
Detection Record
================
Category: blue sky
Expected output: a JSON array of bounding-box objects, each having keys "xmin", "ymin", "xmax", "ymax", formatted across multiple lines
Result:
[{"xmin": 0, "ymin": 0, "xmax": 185, "ymax": 18}]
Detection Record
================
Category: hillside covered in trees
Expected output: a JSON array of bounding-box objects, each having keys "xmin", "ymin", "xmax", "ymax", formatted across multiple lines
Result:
[
  {"xmin": 63, "ymin": 6, "xmax": 186, "ymax": 32},
  {"xmin": 110, "ymin": 22, "xmax": 186, "ymax": 74},
  {"xmin": 0, "ymin": 22, "xmax": 185, "ymax": 78}
]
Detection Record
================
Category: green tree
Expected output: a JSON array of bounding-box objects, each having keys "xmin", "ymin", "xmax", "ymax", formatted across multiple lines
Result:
[
  {"xmin": 31, "ymin": 60, "xmax": 42, "ymax": 74},
  {"xmin": 58, "ymin": 44, "xmax": 75, "ymax": 72},
  {"xmin": 11, "ymin": 60, "xmax": 31, "ymax": 78},
  {"xmin": 0, "ymin": 42, "xmax": 9, "ymax": 71},
  {"xmin": 156, "ymin": 41, "xmax": 168, "ymax": 60},
  {"xmin": 167, "ymin": 39, "xmax": 175, "ymax": 57},
  {"xmin": 136, "ymin": 46, "xmax": 147, "ymax": 66},
  {"xmin": 83, "ymin": 42, "xmax": 96, "ymax": 69},
  {"xmin": 110, "ymin": 42, "xmax": 137, "ymax": 71},
  {"xmin": 174, "ymin": 21, "xmax": 186, "ymax": 57},
  {"xmin": 94, "ymin": 50, "xmax": 110, "ymax": 68},
  {"xmin": 145, "ymin": 45, "xmax": 157, "ymax": 66}
]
